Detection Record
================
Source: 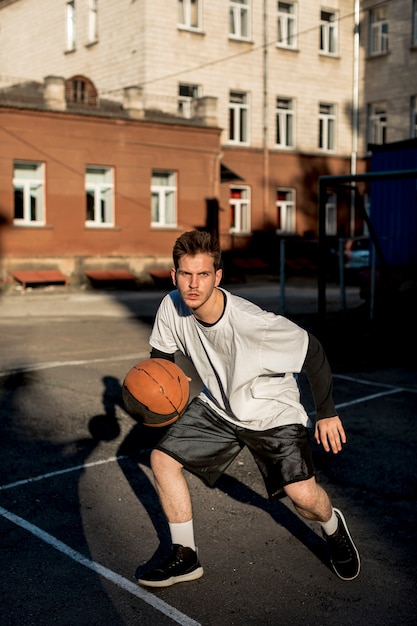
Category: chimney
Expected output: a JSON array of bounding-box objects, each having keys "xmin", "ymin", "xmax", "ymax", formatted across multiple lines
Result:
[
  {"xmin": 123, "ymin": 86, "xmax": 145, "ymax": 119},
  {"xmin": 194, "ymin": 96, "xmax": 218, "ymax": 127},
  {"xmin": 44, "ymin": 76, "xmax": 66, "ymax": 111}
]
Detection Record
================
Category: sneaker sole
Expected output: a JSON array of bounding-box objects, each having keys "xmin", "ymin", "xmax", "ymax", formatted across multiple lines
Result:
[
  {"xmin": 138, "ymin": 566, "xmax": 204, "ymax": 588},
  {"xmin": 331, "ymin": 508, "xmax": 361, "ymax": 581}
]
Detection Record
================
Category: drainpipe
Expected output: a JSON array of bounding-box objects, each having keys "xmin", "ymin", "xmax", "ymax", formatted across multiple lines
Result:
[
  {"xmin": 263, "ymin": 0, "xmax": 269, "ymax": 223},
  {"xmin": 350, "ymin": 0, "xmax": 360, "ymax": 236}
]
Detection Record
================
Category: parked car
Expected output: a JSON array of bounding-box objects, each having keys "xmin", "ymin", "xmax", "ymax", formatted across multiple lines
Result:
[{"xmin": 344, "ymin": 237, "xmax": 370, "ymax": 269}]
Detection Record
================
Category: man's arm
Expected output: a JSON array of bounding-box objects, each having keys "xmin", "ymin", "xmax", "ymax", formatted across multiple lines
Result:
[
  {"xmin": 150, "ymin": 347, "xmax": 175, "ymax": 362},
  {"xmin": 303, "ymin": 333, "xmax": 346, "ymax": 454}
]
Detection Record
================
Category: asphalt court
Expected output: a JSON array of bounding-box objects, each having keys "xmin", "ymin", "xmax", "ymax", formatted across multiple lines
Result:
[{"xmin": 0, "ymin": 287, "xmax": 416, "ymax": 625}]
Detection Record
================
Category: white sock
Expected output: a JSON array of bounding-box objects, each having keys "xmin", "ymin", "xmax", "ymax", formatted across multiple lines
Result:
[
  {"xmin": 169, "ymin": 520, "xmax": 196, "ymax": 551},
  {"xmin": 320, "ymin": 509, "xmax": 338, "ymax": 536}
]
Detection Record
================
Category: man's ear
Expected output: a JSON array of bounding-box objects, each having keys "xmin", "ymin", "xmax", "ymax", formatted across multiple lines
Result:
[
  {"xmin": 215, "ymin": 268, "xmax": 223, "ymax": 286},
  {"xmin": 171, "ymin": 267, "xmax": 177, "ymax": 285}
]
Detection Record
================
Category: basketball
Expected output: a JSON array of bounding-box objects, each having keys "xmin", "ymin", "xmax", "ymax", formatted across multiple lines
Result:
[{"xmin": 122, "ymin": 358, "xmax": 190, "ymax": 427}]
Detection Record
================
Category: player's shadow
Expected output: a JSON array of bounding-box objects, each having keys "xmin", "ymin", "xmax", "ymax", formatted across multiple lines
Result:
[
  {"xmin": 85, "ymin": 374, "xmax": 172, "ymax": 575},
  {"xmin": 88, "ymin": 375, "xmax": 123, "ymax": 442},
  {"xmin": 89, "ymin": 374, "xmax": 171, "ymax": 549},
  {"xmin": 117, "ymin": 423, "xmax": 173, "ymax": 575},
  {"xmin": 214, "ymin": 471, "xmax": 330, "ymax": 569}
]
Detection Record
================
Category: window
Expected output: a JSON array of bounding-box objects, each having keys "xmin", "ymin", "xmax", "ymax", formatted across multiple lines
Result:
[
  {"xmin": 85, "ymin": 166, "xmax": 114, "ymax": 226},
  {"xmin": 151, "ymin": 171, "xmax": 177, "ymax": 227},
  {"xmin": 87, "ymin": 0, "xmax": 98, "ymax": 43},
  {"xmin": 66, "ymin": 75, "xmax": 97, "ymax": 106},
  {"xmin": 229, "ymin": 91, "xmax": 249, "ymax": 144},
  {"xmin": 229, "ymin": 0, "xmax": 250, "ymax": 40},
  {"xmin": 66, "ymin": 1, "xmax": 76, "ymax": 51},
  {"xmin": 318, "ymin": 103, "xmax": 335, "ymax": 150},
  {"xmin": 369, "ymin": 6, "xmax": 388, "ymax": 55},
  {"xmin": 276, "ymin": 97, "xmax": 294, "ymax": 148},
  {"xmin": 178, "ymin": 83, "xmax": 200, "ymax": 118},
  {"xmin": 320, "ymin": 10, "xmax": 337, "ymax": 55},
  {"xmin": 411, "ymin": 96, "xmax": 417, "ymax": 138},
  {"xmin": 413, "ymin": 0, "xmax": 417, "ymax": 46},
  {"xmin": 276, "ymin": 188, "xmax": 295, "ymax": 233},
  {"xmin": 369, "ymin": 103, "xmax": 387, "ymax": 144},
  {"xmin": 325, "ymin": 193, "xmax": 337, "ymax": 236},
  {"xmin": 13, "ymin": 162, "xmax": 45, "ymax": 225},
  {"xmin": 229, "ymin": 186, "xmax": 250, "ymax": 233},
  {"xmin": 178, "ymin": 0, "xmax": 201, "ymax": 30},
  {"xmin": 277, "ymin": 1, "xmax": 297, "ymax": 48}
]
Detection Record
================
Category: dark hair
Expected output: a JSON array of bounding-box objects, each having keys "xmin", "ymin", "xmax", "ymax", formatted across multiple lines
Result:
[{"xmin": 172, "ymin": 230, "xmax": 222, "ymax": 270}]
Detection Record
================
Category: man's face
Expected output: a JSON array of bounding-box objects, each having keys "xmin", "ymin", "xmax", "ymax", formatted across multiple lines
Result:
[{"xmin": 171, "ymin": 253, "xmax": 222, "ymax": 313}]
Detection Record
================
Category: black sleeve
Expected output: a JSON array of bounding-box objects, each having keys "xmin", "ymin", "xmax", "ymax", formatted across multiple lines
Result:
[
  {"xmin": 150, "ymin": 347, "xmax": 176, "ymax": 362},
  {"xmin": 302, "ymin": 333, "xmax": 337, "ymax": 420}
]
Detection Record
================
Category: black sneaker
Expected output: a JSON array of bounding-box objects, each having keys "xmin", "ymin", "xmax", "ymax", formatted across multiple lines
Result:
[
  {"xmin": 324, "ymin": 508, "xmax": 361, "ymax": 580},
  {"xmin": 137, "ymin": 544, "xmax": 203, "ymax": 588}
]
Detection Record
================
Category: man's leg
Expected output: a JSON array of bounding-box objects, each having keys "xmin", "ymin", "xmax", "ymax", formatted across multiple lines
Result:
[
  {"xmin": 151, "ymin": 448, "xmax": 193, "ymax": 523},
  {"xmin": 284, "ymin": 477, "xmax": 360, "ymax": 580},
  {"xmin": 136, "ymin": 449, "xmax": 203, "ymax": 588}
]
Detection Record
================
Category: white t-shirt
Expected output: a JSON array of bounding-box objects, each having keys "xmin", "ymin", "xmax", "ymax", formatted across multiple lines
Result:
[{"xmin": 150, "ymin": 288, "xmax": 310, "ymax": 431}]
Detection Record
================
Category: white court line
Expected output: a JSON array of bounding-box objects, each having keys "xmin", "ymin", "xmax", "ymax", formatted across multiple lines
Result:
[
  {"xmin": 0, "ymin": 456, "xmax": 127, "ymax": 491},
  {"xmin": 0, "ymin": 353, "xmax": 148, "ymax": 377},
  {"xmin": 334, "ymin": 373, "xmax": 417, "ymax": 393},
  {"xmin": 335, "ymin": 387, "xmax": 403, "ymax": 410},
  {"xmin": 0, "ymin": 505, "xmax": 201, "ymax": 626}
]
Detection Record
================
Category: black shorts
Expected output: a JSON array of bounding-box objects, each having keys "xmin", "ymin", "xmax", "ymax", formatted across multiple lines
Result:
[{"xmin": 156, "ymin": 397, "xmax": 315, "ymax": 500}]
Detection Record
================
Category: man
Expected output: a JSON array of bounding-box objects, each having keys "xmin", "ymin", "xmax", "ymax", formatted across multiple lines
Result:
[{"xmin": 136, "ymin": 230, "xmax": 360, "ymax": 587}]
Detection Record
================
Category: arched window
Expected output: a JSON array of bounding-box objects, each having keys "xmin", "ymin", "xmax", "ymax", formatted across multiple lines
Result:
[{"xmin": 65, "ymin": 75, "xmax": 97, "ymax": 107}]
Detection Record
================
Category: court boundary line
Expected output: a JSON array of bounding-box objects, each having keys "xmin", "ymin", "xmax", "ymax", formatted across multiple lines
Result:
[{"xmin": 0, "ymin": 505, "xmax": 201, "ymax": 626}]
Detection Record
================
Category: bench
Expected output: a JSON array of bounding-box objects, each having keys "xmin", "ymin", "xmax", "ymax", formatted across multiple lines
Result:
[
  {"xmin": 84, "ymin": 269, "xmax": 137, "ymax": 288},
  {"xmin": 12, "ymin": 270, "xmax": 68, "ymax": 291}
]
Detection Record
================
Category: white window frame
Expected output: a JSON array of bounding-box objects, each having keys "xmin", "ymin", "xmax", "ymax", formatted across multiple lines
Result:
[
  {"xmin": 151, "ymin": 171, "xmax": 177, "ymax": 228},
  {"xmin": 229, "ymin": 186, "xmax": 251, "ymax": 234},
  {"xmin": 13, "ymin": 161, "xmax": 45, "ymax": 225},
  {"xmin": 66, "ymin": 1, "xmax": 76, "ymax": 51},
  {"xmin": 276, "ymin": 97, "xmax": 294, "ymax": 148},
  {"xmin": 87, "ymin": 0, "xmax": 98, "ymax": 44},
  {"xmin": 369, "ymin": 6, "xmax": 388, "ymax": 55},
  {"xmin": 320, "ymin": 10, "xmax": 338, "ymax": 55},
  {"xmin": 325, "ymin": 193, "xmax": 337, "ymax": 236},
  {"xmin": 229, "ymin": 0, "xmax": 251, "ymax": 41},
  {"xmin": 276, "ymin": 188, "xmax": 296, "ymax": 233},
  {"xmin": 277, "ymin": 1, "xmax": 297, "ymax": 49},
  {"xmin": 369, "ymin": 103, "xmax": 387, "ymax": 144},
  {"xmin": 85, "ymin": 166, "xmax": 114, "ymax": 227},
  {"xmin": 178, "ymin": 0, "xmax": 202, "ymax": 31},
  {"xmin": 228, "ymin": 91, "xmax": 249, "ymax": 145},
  {"xmin": 318, "ymin": 103, "xmax": 335, "ymax": 151},
  {"xmin": 178, "ymin": 83, "xmax": 200, "ymax": 118}
]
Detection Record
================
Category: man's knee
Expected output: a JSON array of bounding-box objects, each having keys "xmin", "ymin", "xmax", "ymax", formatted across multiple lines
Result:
[
  {"xmin": 284, "ymin": 476, "xmax": 323, "ymax": 509},
  {"xmin": 150, "ymin": 448, "xmax": 182, "ymax": 474}
]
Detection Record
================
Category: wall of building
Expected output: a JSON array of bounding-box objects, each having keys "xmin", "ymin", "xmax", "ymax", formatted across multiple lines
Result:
[
  {"xmin": 361, "ymin": 0, "xmax": 417, "ymax": 145},
  {"xmin": 0, "ymin": 0, "xmax": 360, "ymax": 154},
  {"xmin": 0, "ymin": 106, "xmax": 221, "ymax": 283}
]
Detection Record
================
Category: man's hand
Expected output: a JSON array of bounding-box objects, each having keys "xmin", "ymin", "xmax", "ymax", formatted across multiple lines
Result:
[{"xmin": 314, "ymin": 416, "xmax": 346, "ymax": 454}]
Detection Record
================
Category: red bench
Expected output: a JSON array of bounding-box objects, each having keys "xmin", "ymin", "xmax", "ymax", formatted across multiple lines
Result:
[
  {"xmin": 12, "ymin": 270, "xmax": 68, "ymax": 291},
  {"xmin": 84, "ymin": 269, "xmax": 137, "ymax": 288}
]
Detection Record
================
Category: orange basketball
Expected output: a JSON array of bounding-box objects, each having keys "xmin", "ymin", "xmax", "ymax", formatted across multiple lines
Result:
[{"xmin": 122, "ymin": 358, "xmax": 190, "ymax": 427}]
